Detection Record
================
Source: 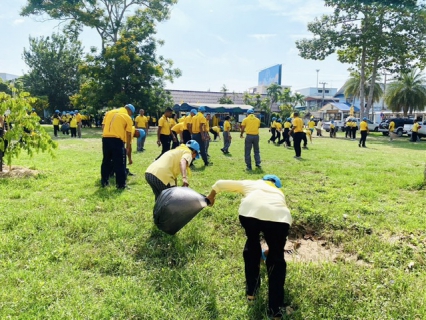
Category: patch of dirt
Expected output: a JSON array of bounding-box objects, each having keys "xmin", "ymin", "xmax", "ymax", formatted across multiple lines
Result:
[
  {"xmin": 261, "ymin": 238, "xmax": 368, "ymax": 266},
  {"xmin": 0, "ymin": 165, "xmax": 39, "ymax": 178}
]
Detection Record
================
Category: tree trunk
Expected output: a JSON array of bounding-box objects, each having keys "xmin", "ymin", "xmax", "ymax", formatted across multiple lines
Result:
[
  {"xmin": 366, "ymin": 56, "xmax": 379, "ymax": 118},
  {"xmin": 359, "ymin": 44, "xmax": 367, "ymax": 119}
]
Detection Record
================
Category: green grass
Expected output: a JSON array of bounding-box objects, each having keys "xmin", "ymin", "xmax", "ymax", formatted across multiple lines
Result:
[{"xmin": 0, "ymin": 126, "xmax": 425, "ymax": 319}]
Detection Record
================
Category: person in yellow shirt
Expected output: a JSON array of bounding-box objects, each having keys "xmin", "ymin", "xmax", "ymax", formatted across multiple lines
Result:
[
  {"xmin": 75, "ymin": 110, "xmax": 82, "ymax": 138},
  {"xmin": 221, "ymin": 115, "xmax": 232, "ymax": 154},
  {"xmin": 191, "ymin": 106, "xmax": 212, "ymax": 166},
  {"xmin": 358, "ymin": 117, "xmax": 369, "ymax": 147},
  {"xmin": 274, "ymin": 119, "xmax": 282, "ymax": 145},
  {"xmin": 351, "ymin": 119, "xmax": 358, "ymax": 140},
  {"xmin": 69, "ymin": 112, "xmax": 78, "ymax": 137},
  {"xmin": 156, "ymin": 107, "xmax": 174, "ymax": 160},
  {"xmin": 268, "ymin": 117, "xmax": 277, "ymax": 144},
  {"xmin": 411, "ymin": 119, "xmax": 420, "ymax": 142},
  {"xmin": 308, "ymin": 117, "xmax": 315, "ymax": 135},
  {"xmin": 330, "ymin": 119, "xmax": 336, "ymax": 138},
  {"xmin": 171, "ymin": 122, "xmax": 184, "ymax": 149},
  {"xmin": 289, "ymin": 112, "xmax": 304, "ymax": 159},
  {"xmin": 210, "ymin": 125, "xmax": 221, "ymax": 141},
  {"xmin": 183, "ymin": 110, "xmax": 195, "ymax": 143},
  {"xmin": 206, "ymin": 175, "xmax": 292, "ymax": 320},
  {"xmin": 145, "ymin": 140, "xmax": 200, "ymax": 199},
  {"xmin": 178, "ymin": 114, "xmax": 186, "ymax": 123},
  {"xmin": 52, "ymin": 110, "xmax": 61, "ymax": 137},
  {"xmin": 101, "ymin": 104, "xmax": 134, "ymax": 189},
  {"xmin": 204, "ymin": 113, "xmax": 212, "ymax": 158},
  {"xmin": 279, "ymin": 118, "xmax": 292, "ymax": 148},
  {"xmin": 212, "ymin": 114, "xmax": 219, "ymax": 127},
  {"xmin": 388, "ymin": 120, "xmax": 396, "ymax": 141},
  {"xmin": 240, "ymin": 109, "xmax": 261, "ymax": 170},
  {"xmin": 135, "ymin": 109, "xmax": 149, "ymax": 152}
]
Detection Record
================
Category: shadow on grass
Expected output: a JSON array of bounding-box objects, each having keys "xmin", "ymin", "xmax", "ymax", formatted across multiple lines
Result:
[{"xmin": 370, "ymin": 138, "xmax": 425, "ymax": 150}]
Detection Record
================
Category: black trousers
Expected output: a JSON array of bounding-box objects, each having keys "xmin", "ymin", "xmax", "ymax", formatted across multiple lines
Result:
[
  {"xmin": 411, "ymin": 132, "xmax": 418, "ymax": 142},
  {"xmin": 70, "ymin": 127, "xmax": 77, "ymax": 137},
  {"xmin": 239, "ymin": 216, "xmax": 290, "ymax": 316},
  {"xmin": 293, "ymin": 132, "xmax": 303, "ymax": 157},
  {"xmin": 145, "ymin": 172, "xmax": 170, "ymax": 200},
  {"xmin": 53, "ymin": 125, "xmax": 59, "ymax": 137},
  {"xmin": 302, "ymin": 132, "xmax": 307, "ymax": 147},
  {"xmin": 269, "ymin": 128, "xmax": 276, "ymax": 142},
  {"xmin": 101, "ymin": 137, "xmax": 126, "ymax": 188},
  {"xmin": 192, "ymin": 133, "xmax": 208, "ymax": 165},
  {"xmin": 209, "ymin": 128, "xmax": 218, "ymax": 140},
  {"xmin": 183, "ymin": 130, "xmax": 191, "ymax": 143},
  {"xmin": 352, "ymin": 127, "xmax": 357, "ymax": 139},
  {"xmin": 359, "ymin": 130, "xmax": 367, "ymax": 146},
  {"xmin": 171, "ymin": 131, "xmax": 179, "ymax": 149},
  {"xmin": 156, "ymin": 134, "xmax": 171, "ymax": 160}
]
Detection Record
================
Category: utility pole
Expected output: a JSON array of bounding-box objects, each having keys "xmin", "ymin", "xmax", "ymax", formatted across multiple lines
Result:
[
  {"xmin": 316, "ymin": 69, "xmax": 320, "ymax": 92},
  {"xmin": 320, "ymin": 82, "xmax": 327, "ymax": 108}
]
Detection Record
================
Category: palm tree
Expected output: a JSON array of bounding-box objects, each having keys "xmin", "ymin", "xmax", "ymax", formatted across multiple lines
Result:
[
  {"xmin": 293, "ymin": 92, "xmax": 306, "ymax": 108},
  {"xmin": 385, "ymin": 69, "xmax": 426, "ymax": 116},
  {"xmin": 344, "ymin": 72, "xmax": 383, "ymax": 113},
  {"xmin": 266, "ymin": 83, "xmax": 282, "ymax": 124}
]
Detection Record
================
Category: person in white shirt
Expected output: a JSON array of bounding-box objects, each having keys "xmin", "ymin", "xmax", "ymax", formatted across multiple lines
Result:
[{"xmin": 206, "ymin": 175, "xmax": 292, "ymax": 320}]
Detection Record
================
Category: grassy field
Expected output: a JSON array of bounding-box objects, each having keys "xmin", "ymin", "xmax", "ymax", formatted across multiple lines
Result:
[{"xmin": 0, "ymin": 126, "xmax": 425, "ymax": 320}]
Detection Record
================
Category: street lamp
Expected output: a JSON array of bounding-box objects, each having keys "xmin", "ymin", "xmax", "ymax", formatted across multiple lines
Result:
[{"xmin": 316, "ymin": 69, "xmax": 320, "ymax": 92}]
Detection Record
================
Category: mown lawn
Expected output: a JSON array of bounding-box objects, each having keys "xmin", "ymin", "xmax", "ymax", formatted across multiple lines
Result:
[{"xmin": 0, "ymin": 126, "xmax": 425, "ymax": 319}]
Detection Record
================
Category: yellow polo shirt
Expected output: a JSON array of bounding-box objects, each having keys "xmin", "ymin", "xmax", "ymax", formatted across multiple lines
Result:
[
  {"xmin": 360, "ymin": 121, "xmax": 368, "ymax": 131},
  {"xmin": 224, "ymin": 120, "xmax": 231, "ymax": 132},
  {"xmin": 76, "ymin": 113, "xmax": 82, "ymax": 123},
  {"xmin": 171, "ymin": 122, "xmax": 184, "ymax": 134},
  {"xmin": 308, "ymin": 121, "xmax": 315, "ymax": 129},
  {"xmin": 292, "ymin": 117, "xmax": 303, "ymax": 133},
  {"xmin": 211, "ymin": 180, "xmax": 292, "ymax": 225},
  {"xmin": 102, "ymin": 111, "xmax": 133, "ymax": 142},
  {"xmin": 183, "ymin": 115, "xmax": 192, "ymax": 130},
  {"xmin": 135, "ymin": 115, "xmax": 148, "ymax": 128},
  {"xmin": 178, "ymin": 116, "xmax": 185, "ymax": 123},
  {"xmin": 241, "ymin": 115, "xmax": 260, "ymax": 135},
  {"xmin": 191, "ymin": 113, "xmax": 206, "ymax": 134},
  {"xmin": 158, "ymin": 115, "xmax": 171, "ymax": 135},
  {"xmin": 52, "ymin": 118, "xmax": 60, "ymax": 126},
  {"xmin": 275, "ymin": 122, "xmax": 282, "ymax": 131},
  {"xmin": 169, "ymin": 118, "xmax": 177, "ymax": 129},
  {"xmin": 284, "ymin": 122, "xmax": 291, "ymax": 129},
  {"xmin": 389, "ymin": 121, "xmax": 395, "ymax": 132},
  {"xmin": 70, "ymin": 117, "xmax": 78, "ymax": 128},
  {"xmin": 212, "ymin": 126, "xmax": 221, "ymax": 133},
  {"xmin": 145, "ymin": 145, "xmax": 193, "ymax": 186},
  {"xmin": 205, "ymin": 118, "xmax": 210, "ymax": 131},
  {"xmin": 270, "ymin": 121, "xmax": 276, "ymax": 128},
  {"xmin": 412, "ymin": 122, "xmax": 420, "ymax": 132}
]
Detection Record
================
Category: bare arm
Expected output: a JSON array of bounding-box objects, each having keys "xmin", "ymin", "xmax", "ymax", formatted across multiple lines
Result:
[
  {"xmin": 126, "ymin": 131, "xmax": 132, "ymax": 165},
  {"xmin": 157, "ymin": 126, "xmax": 161, "ymax": 146},
  {"xmin": 180, "ymin": 158, "xmax": 189, "ymax": 187}
]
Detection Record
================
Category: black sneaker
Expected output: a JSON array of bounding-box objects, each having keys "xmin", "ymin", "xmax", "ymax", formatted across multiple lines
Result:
[
  {"xmin": 256, "ymin": 164, "xmax": 261, "ymax": 169},
  {"xmin": 101, "ymin": 181, "xmax": 109, "ymax": 188},
  {"xmin": 246, "ymin": 167, "xmax": 252, "ymax": 171},
  {"xmin": 205, "ymin": 162, "xmax": 213, "ymax": 166}
]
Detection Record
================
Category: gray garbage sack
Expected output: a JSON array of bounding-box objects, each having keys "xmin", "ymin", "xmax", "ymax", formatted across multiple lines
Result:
[{"xmin": 153, "ymin": 187, "xmax": 208, "ymax": 235}]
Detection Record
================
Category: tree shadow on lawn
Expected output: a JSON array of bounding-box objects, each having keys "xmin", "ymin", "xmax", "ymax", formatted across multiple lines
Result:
[
  {"xmin": 133, "ymin": 226, "xmax": 220, "ymax": 318},
  {"xmin": 370, "ymin": 138, "xmax": 425, "ymax": 150}
]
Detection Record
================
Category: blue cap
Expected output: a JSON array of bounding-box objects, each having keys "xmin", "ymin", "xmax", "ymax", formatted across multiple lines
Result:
[
  {"xmin": 247, "ymin": 109, "xmax": 254, "ymax": 114},
  {"xmin": 190, "ymin": 109, "xmax": 198, "ymax": 115},
  {"xmin": 199, "ymin": 106, "xmax": 206, "ymax": 112},
  {"xmin": 70, "ymin": 111, "xmax": 74, "ymax": 115},
  {"xmin": 186, "ymin": 140, "xmax": 200, "ymax": 159},
  {"xmin": 287, "ymin": 118, "xmax": 291, "ymax": 121},
  {"xmin": 136, "ymin": 129, "xmax": 146, "ymax": 144},
  {"xmin": 262, "ymin": 175, "xmax": 282, "ymax": 188},
  {"xmin": 55, "ymin": 110, "xmax": 60, "ymax": 113},
  {"xmin": 363, "ymin": 117, "xmax": 367, "ymax": 121},
  {"xmin": 277, "ymin": 119, "xmax": 282, "ymax": 123},
  {"xmin": 331, "ymin": 119, "xmax": 335, "ymax": 124},
  {"xmin": 74, "ymin": 110, "xmax": 78, "ymax": 113},
  {"xmin": 186, "ymin": 112, "xmax": 190, "ymax": 116},
  {"xmin": 272, "ymin": 117, "xmax": 277, "ymax": 121},
  {"xmin": 125, "ymin": 104, "xmax": 135, "ymax": 114}
]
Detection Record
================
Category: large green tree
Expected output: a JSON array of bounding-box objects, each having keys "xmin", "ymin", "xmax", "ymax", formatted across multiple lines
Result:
[
  {"xmin": 23, "ymin": 33, "xmax": 83, "ymax": 112},
  {"xmin": 296, "ymin": 0, "xmax": 426, "ymax": 118},
  {"xmin": 73, "ymin": 9, "xmax": 180, "ymax": 111},
  {"xmin": 343, "ymin": 71, "xmax": 383, "ymax": 110},
  {"xmin": 21, "ymin": 0, "xmax": 176, "ymax": 50},
  {"xmin": 384, "ymin": 69, "xmax": 426, "ymax": 116}
]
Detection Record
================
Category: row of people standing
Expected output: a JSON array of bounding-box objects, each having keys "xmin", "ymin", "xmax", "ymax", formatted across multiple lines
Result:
[{"xmin": 52, "ymin": 110, "xmax": 82, "ymax": 138}]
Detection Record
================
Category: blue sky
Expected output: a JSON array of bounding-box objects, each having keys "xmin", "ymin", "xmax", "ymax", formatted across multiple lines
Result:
[{"xmin": 1, "ymin": 0, "xmax": 352, "ymax": 93}]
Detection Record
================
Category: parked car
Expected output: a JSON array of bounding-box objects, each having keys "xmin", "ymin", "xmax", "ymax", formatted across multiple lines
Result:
[{"xmin": 378, "ymin": 118, "xmax": 414, "ymax": 136}]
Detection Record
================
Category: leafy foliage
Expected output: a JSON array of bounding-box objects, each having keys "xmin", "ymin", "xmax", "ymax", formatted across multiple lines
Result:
[
  {"xmin": 384, "ymin": 69, "xmax": 426, "ymax": 116},
  {"xmin": 23, "ymin": 33, "xmax": 83, "ymax": 112},
  {"xmin": 0, "ymin": 89, "xmax": 57, "ymax": 169},
  {"xmin": 296, "ymin": 0, "xmax": 426, "ymax": 117}
]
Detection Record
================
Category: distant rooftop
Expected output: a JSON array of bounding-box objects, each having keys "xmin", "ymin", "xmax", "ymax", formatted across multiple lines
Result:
[{"xmin": 0, "ymin": 73, "xmax": 19, "ymax": 82}]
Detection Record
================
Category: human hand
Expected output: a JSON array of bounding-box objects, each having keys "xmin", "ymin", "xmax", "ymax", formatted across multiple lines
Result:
[
  {"xmin": 206, "ymin": 195, "xmax": 215, "ymax": 206},
  {"xmin": 157, "ymin": 140, "xmax": 161, "ymax": 146}
]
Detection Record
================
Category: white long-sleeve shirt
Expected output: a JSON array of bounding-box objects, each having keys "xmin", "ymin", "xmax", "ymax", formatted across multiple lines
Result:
[{"xmin": 212, "ymin": 180, "xmax": 292, "ymax": 225}]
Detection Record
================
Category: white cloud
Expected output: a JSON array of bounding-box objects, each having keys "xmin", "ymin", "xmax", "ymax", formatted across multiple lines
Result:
[
  {"xmin": 13, "ymin": 19, "xmax": 25, "ymax": 25},
  {"xmin": 249, "ymin": 33, "xmax": 277, "ymax": 40}
]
